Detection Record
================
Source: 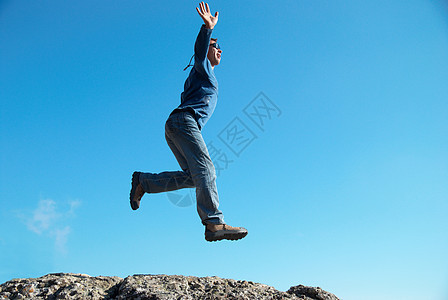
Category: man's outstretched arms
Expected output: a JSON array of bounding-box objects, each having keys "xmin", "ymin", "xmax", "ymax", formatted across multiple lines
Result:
[{"xmin": 196, "ymin": 2, "xmax": 219, "ymax": 30}]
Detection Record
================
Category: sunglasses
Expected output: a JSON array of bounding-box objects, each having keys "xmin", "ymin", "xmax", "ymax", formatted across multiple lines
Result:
[{"xmin": 209, "ymin": 43, "xmax": 221, "ymax": 50}]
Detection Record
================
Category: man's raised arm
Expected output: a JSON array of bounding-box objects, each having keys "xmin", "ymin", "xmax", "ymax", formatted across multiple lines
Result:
[{"xmin": 194, "ymin": 2, "xmax": 218, "ymax": 67}]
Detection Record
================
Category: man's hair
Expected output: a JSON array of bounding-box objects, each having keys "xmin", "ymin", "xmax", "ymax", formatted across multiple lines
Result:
[{"xmin": 210, "ymin": 38, "xmax": 218, "ymax": 43}]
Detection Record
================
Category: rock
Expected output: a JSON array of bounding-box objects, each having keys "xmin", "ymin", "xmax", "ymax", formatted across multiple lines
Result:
[
  {"xmin": 0, "ymin": 273, "xmax": 121, "ymax": 300},
  {"xmin": 0, "ymin": 273, "xmax": 340, "ymax": 300},
  {"xmin": 287, "ymin": 285, "xmax": 340, "ymax": 300}
]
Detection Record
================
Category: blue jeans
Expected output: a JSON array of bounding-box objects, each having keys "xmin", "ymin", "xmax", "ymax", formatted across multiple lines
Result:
[{"xmin": 139, "ymin": 111, "xmax": 224, "ymax": 225}]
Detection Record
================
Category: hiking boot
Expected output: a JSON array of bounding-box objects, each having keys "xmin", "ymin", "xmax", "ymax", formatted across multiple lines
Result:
[
  {"xmin": 205, "ymin": 224, "xmax": 248, "ymax": 242},
  {"xmin": 130, "ymin": 172, "xmax": 144, "ymax": 210}
]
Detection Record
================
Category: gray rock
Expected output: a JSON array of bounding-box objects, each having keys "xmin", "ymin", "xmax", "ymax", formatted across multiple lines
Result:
[
  {"xmin": 0, "ymin": 273, "xmax": 339, "ymax": 300},
  {"xmin": 287, "ymin": 285, "xmax": 340, "ymax": 300},
  {"xmin": 0, "ymin": 273, "xmax": 121, "ymax": 300}
]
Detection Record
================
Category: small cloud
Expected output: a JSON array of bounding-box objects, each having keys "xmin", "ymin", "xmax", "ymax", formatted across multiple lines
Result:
[
  {"xmin": 27, "ymin": 199, "xmax": 59, "ymax": 234},
  {"xmin": 22, "ymin": 199, "xmax": 81, "ymax": 254},
  {"xmin": 68, "ymin": 200, "xmax": 81, "ymax": 216}
]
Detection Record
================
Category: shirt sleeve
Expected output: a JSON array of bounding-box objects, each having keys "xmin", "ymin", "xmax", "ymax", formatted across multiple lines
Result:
[{"xmin": 194, "ymin": 25, "xmax": 213, "ymax": 77}]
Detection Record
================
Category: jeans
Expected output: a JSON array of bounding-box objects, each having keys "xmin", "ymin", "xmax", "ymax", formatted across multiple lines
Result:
[{"xmin": 139, "ymin": 111, "xmax": 224, "ymax": 225}]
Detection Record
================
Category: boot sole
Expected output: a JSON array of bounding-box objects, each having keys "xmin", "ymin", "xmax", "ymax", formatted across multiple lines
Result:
[
  {"xmin": 205, "ymin": 230, "xmax": 248, "ymax": 242},
  {"xmin": 130, "ymin": 172, "xmax": 141, "ymax": 210}
]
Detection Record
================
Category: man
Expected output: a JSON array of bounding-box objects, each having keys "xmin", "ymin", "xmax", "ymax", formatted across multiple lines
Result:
[{"xmin": 129, "ymin": 2, "xmax": 248, "ymax": 242}]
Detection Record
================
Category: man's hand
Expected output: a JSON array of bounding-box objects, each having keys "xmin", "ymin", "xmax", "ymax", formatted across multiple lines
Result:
[{"xmin": 196, "ymin": 2, "xmax": 219, "ymax": 30}]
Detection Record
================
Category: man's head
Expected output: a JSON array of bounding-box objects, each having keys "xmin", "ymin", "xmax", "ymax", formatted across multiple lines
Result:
[{"xmin": 207, "ymin": 38, "xmax": 222, "ymax": 67}]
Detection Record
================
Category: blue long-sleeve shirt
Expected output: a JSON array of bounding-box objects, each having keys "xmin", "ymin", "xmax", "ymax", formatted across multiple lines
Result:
[{"xmin": 171, "ymin": 25, "xmax": 218, "ymax": 130}]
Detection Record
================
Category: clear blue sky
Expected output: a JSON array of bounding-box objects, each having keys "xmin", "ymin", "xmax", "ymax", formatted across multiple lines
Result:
[{"xmin": 1, "ymin": 1, "xmax": 448, "ymax": 299}]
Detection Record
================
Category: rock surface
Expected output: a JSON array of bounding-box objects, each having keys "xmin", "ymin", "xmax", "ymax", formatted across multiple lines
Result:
[{"xmin": 0, "ymin": 273, "xmax": 340, "ymax": 300}]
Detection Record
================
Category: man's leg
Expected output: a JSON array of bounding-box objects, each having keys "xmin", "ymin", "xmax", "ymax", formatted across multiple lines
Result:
[
  {"xmin": 131, "ymin": 166, "xmax": 194, "ymax": 210},
  {"xmin": 169, "ymin": 121, "xmax": 248, "ymax": 241},
  {"xmin": 164, "ymin": 112, "xmax": 224, "ymax": 225},
  {"xmin": 138, "ymin": 170, "xmax": 194, "ymax": 193},
  {"xmin": 138, "ymin": 116, "xmax": 195, "ymax": 194},
  {"xmin": 167, "ymin": 115, "xmax": 248, "ymax": 241},
  {"xmin": 130, "ymin": 114, "xmax": 194, "ymax": 210}
]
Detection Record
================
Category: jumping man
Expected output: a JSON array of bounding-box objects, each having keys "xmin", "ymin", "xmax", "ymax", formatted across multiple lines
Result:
[{"xmin": 129, "ymin": 2, "xmax": 248, "ymax": 242}]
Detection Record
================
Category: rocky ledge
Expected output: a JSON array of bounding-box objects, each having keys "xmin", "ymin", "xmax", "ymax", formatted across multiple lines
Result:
[{"xmin": 0, "ymin": 273, "xmax": 340, "ymax": 300}]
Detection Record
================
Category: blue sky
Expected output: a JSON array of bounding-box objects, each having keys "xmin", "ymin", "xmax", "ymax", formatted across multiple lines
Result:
[{"xmin": 1, "ymin": 1, "xmax": 447, "ymax": 299}]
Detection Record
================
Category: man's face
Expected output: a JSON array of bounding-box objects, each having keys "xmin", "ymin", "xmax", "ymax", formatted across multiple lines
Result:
[{"xmin": 207, "ymin": 41, "xmax": 222, "ymax": 67}]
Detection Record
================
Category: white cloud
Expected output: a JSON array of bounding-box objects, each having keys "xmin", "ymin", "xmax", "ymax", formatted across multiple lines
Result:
[
  {"xmin": 27, "ymin": 199, "xmax": 59, "ymax": 234},
  {"xmin": 68, "ymin": 200, "xmax": 81, "ymax": 216},
  {"xmin": 24, "ymin": 199, "xmax": 81, "ymax": 254}
]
